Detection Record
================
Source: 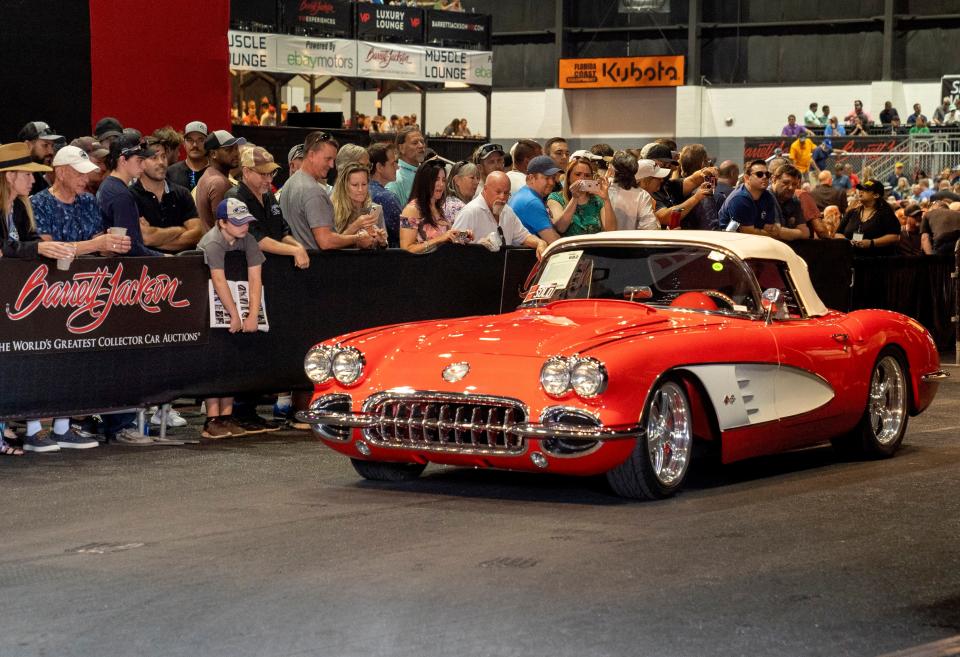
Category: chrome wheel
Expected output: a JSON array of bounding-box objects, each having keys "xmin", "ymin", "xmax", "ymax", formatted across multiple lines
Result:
[
  {"xmin": 645, "ymin": 382, "xmax": 693, "ymax": 486},
  {"xmin": 868, "ymin": 355, "xmax": 906, "ymax": 446}
]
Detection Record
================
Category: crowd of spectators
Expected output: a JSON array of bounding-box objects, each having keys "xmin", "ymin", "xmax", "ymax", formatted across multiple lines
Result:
[
  {"xmin": 786, "ymin": 97, "xmax": 960, "ymax": 136},
  {"xmin": 4, "ymin": 112, "xmax": 960, "ymax": 457}
]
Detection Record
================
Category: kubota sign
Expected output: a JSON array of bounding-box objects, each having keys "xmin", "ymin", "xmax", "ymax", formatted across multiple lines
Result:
[{"xmin": 559, "ymin": 55, "xmax": 684, "ymax": 89}]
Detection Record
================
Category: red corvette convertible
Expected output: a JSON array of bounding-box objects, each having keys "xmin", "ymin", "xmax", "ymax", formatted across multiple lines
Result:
[{"xmin": 295, "ymin": 231, "xmax": 946, "ymax": 499}]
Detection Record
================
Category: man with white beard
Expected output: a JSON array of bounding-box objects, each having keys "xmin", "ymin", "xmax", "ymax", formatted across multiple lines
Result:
[{"xmin": 453, "ymin": 171, "xmax": 546, "ymax": 258}]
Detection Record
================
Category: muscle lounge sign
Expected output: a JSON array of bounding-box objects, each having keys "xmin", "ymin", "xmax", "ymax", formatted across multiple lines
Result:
[{"xmin": 0, "ymin": 257, "xmax": 209, "ymax": 355}]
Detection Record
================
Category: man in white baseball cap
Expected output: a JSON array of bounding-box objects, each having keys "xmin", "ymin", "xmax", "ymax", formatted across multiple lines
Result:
[{"xmin": 167, "ymin": 120, "xmax": 209, "ymax": 192}]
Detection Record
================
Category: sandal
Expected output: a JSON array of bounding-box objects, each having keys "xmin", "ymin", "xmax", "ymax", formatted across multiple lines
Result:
[{"xmin": 0, "ymin": 438, "xmax": 24, "ymax": 456}]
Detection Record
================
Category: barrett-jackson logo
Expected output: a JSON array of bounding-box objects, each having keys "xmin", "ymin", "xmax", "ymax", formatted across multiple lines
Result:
[
  {"xmin": 5, "ymin": 263, "xmax": 190, "ymax": 334},
  {"xmin": 365, "ymin": 47, "xmax": 412, "ymax": 68},
  {"xmin": 298, "ymin": 0, "xmax": 334, "ymax": 15}
]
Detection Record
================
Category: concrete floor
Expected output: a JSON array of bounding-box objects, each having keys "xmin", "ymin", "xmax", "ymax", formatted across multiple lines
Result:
[{"xmin": 1, "ymin": 374, "xmax": 959, "ymax": 657}]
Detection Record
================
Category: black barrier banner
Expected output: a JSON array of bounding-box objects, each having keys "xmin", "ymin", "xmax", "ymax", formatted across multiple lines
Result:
[
  {"xmin": 744, "ymin": 136, "xmax": 901, "ymax": 161},
  {"xmin": 284, "ymin": 0, "xmax": 352, "ymax": 37},
  {"xmin": 0, "ymin": 256, "xmax": 208, "ymax": 355},
  {"xmin": 426, "ymin": 9, "xmax": 489, "ymax": 46},
  {"xmin": 356, "ymin": 3, "xmax": 423, "ymax": 41}
]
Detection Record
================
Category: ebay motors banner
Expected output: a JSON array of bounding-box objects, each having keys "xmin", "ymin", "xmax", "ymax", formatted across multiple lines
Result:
[
  {"xmin": 229, "ymin": 30, "xmax": 357, "ymax": 77},
  {"xmin": 358, "ymin": 41, "xmax": 492, "ymax": 85}
]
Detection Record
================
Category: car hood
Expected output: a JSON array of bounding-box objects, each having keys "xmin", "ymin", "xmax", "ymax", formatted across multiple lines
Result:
[{"xmin": 394, "ymin": 299, "xmax": 725, "ymax": 358}]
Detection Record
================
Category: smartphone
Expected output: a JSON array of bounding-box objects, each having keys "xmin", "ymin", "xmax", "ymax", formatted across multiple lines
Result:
[{"xmin": 580, "ymin": 179, "xmax": 599, "ymax": 193}]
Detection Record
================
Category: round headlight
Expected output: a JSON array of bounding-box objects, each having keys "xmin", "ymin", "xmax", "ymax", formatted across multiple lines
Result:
[
  {"xmin": 540, "ymin": 357, "xmax": 572, "ymax": 396},
  {"xmin": 332, "ymin": 347, "xmax": 364, "ymax": 384},
  {"xmin": 570, "ymin": 357, "xmax": 607, "ymax": 398},
  {"xmin": 305, "ymin": 346, "xmax": 333, "ymax": 383}
]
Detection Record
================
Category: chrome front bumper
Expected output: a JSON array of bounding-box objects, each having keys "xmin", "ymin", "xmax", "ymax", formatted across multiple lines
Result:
[
  {"xmin": 294, "ymin": 410, "xmax": 640, "ymax": 442},
  {"xmin": 921, "ymin": 370, "xmax": 950, "ymax": 383}
]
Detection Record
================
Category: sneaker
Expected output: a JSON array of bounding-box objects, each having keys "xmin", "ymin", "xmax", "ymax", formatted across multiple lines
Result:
[
  {"xmin": 23, "ymin": 431, "xmax": 61, "ymax": 453},
  {"xmin": 53, "ymin": 428, "xmax": 99, "ymax": 450},
  {"xmin": 111, "ymin": 428, "xmax": 154, "ymax": 446},
  {"xmin": 273, "ymin": 395, "xmax": 292, "ymax": 420},
  {"xmin": 233, "ymin": 414, "xmax": 283, "ymax": 434},
  {"xmin": 70, "ymin": 422, "xmax": 104, "ymax": 443},
  {"xmin": 150, "ymin": 407, "xmax": 188, "ymax": 428},
  {"xmin": 218, "ymin": 416, "xmax": 248, "ymax": 437},
  {"xmin": 201, "ymin": 418, "xmax": 233, "ymax": 439}
]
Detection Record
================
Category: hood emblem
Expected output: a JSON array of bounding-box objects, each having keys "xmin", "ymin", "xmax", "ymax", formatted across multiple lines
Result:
[{"xmin": 442, "ymin": 361, "xmax": 470, "ymax": 383}]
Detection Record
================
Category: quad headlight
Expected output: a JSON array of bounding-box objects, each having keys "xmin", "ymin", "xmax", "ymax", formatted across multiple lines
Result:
[
  {"xmin": 331, "ymin": 346, "xmax": 365, "ymax": 384},
  {"xmin": 540, "ymin": 355, "xmax": 607, "ymax": 398},
  {"xmin": 304, "ymin": 345, "xmax": 365, "ymax": 385}
]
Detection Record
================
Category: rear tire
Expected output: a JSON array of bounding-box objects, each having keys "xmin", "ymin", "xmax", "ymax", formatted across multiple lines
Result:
[
  {"xmin": 607, "ymin": 378, "xmax": 693, "ymax": 500},
  {"xmin": 832, "ymin": 348, "xmax": 909, "ymax": 459},
  {"xmin": 351, "ymin": 458, "xmax": 427, "ymax": 482}
]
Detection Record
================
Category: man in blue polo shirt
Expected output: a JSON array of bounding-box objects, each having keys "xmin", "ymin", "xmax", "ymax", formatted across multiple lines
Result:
[
  {"xmin": 718, "ymin": 158, "xmax": 781, "ymax": 238},
  {"xmin": 508, "ymin": 155, "xmax": 562, "ymax": 244}
]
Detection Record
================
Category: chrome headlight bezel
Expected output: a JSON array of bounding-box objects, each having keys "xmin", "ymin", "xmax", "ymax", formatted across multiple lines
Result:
[
  {"xmin": 332, "ymin": 346, "xmax": 365, "ymax": 385},
  {"xmin": 540, "ymin": 357, "xmax": 572, "ymax": 397},
  {"xmin": 304, "ymin": 345, "xmax": 335, "ymax": 383},
  {"xmin": 569, "ymin": 357, "xmax": 608, "ymax": 398},
  {"xmin": 540, "ymin": 355, "xmax": 608, "ymax": 398}
]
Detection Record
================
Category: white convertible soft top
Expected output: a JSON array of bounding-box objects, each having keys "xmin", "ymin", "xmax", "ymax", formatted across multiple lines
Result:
[{"xmin": 544, "ymin": 230, "xmax": 830, "ymax": 317}]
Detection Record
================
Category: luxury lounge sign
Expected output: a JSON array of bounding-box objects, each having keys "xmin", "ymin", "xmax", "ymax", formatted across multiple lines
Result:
[{"xmin": 559, "ymin": 55, "xmax": 684, "ymax": 89}]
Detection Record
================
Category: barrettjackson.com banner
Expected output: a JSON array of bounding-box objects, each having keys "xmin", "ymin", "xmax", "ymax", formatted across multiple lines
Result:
[{"xmin": 0, "ymin": 256, "xmax": 209, "ymax": 355}]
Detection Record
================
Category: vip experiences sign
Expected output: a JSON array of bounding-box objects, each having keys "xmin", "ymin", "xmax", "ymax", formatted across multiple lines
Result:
[{"xmin": 0, "ymin": 257, "xmax": 209, "ymax": 355}]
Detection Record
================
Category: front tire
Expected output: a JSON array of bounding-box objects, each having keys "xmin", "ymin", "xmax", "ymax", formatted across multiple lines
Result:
[
  {"xmin": 832, "ymin": 348, "xmax": 909, "ymax": 459},
  {"xmin": 607, "ymin": 379, "xmax": 693, "ymax": 500},
  {"xmin": 351, "ymin": 458, "xmax": 427, "ymax": 482}
]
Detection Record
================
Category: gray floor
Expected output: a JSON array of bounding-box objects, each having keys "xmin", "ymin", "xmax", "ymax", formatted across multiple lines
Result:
[{"xmin": 2, "ymin": 375, "xmax": 959, "ymax": 657}]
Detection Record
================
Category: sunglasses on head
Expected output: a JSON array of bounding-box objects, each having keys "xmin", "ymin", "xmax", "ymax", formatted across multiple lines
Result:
[
  {"xmin": 304, "ymin": 132, "xmax": 331, "ymax": 150},
  {"xmin": 120, "ymin": 142, "xmax": 147, "ymax": 157},
  {"xmin": 479, "ymin": 143, "xmax": 503, "ymax": 156}
]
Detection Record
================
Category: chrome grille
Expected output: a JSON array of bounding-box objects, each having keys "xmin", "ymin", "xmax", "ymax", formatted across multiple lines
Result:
[{"xmin": 363, "ymin": 392, "xmax": 527, "ymax": 454}]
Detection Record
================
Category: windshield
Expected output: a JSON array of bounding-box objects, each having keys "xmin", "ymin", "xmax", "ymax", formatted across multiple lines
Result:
[{"xmin": 521, "ymin": 245, "xmax": 761, "ymax": 315}]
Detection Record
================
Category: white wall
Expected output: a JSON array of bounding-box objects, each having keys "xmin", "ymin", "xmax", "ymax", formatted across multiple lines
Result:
[{"xmin": 566, "ymin": 88, "xmax": 676, "ymax": 138}]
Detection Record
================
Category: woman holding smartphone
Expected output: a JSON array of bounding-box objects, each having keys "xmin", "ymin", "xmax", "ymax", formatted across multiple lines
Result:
[
  {"xmin": 331, "ymin": 162, "xmax": 387, "ymax": 247},
  {"xmin": 546, "ymin": 157, "xmax": 616, "ymax": 236},
  {"xmin": 834, "ymin": 179, "xmax": 900, "ymax": 255},
  {"xmin": 400, "ymin": 160, "xmax": 470, "ymax": 253}
]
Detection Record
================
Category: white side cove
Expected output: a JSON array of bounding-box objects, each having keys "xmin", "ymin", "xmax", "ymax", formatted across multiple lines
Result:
[{"xmin": 679, "ymin": 364, "xmax": 835, "ymax": 431}]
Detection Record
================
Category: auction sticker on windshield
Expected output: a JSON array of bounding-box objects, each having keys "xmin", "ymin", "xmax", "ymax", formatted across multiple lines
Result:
[{"xmin": 525, "ymin": 251, "xmax": 584, "ymax": 303}]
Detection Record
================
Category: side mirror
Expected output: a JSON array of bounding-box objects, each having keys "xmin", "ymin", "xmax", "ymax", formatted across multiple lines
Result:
[
  {"xmin": 623, "ymin": 285, "xmax": 653, "ymax": 302},
  {"xmin": 761, "ymin": 288, "xmax": 783, "ymax": 324}
]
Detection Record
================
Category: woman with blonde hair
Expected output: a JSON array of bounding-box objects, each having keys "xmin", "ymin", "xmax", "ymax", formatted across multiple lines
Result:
[{"xmin": 331, "ymin": 162, "xmax": 386, "ymax": 247}]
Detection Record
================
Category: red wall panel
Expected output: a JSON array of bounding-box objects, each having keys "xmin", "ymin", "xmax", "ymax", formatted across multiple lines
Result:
[{"xmin": 89, "ymin": 0, "xmax": 230, "ymax": 137}]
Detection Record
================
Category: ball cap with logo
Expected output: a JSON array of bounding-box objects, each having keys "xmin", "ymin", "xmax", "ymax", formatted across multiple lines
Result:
[
  {"xmin": 18, "ymin": 121, "xmax": 63, "ymax": 142},
  {"xmin": 204, "ymin": 130, "xmax": 246, "ymax": 151},
  {"xmin": 526, "ymin": 155, "xmax": 562, "ymax": 176},
  {"xmin": 216, "ymin": 198, "xmax": 257, "ymax": 226},
  {"xmin": 635, "ymin": 159, "xmax": 672, "ymax": 180},
  {"xmin": 184, "ymin": 121, "xmax": 208, "ymax": 137},
  {"xmin": 856, "ymin": 179, "xmax": 885, "ymax": 195},
  {"xmin": 52, "ymin": 145, "xmax": 100, "ymax": 174},
  {"xmin": 241, "ymin": 146, "xmax": 281, "ymax": 174}
]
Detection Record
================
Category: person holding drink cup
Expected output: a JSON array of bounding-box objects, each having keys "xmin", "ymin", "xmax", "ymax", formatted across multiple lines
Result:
[
  {"xmin": 96, "ymin": 133, "xmax": 163, "ymax": 257},
  {"xmin": 0, "ymin": 143, "xmax": 77, "ymax": 261},
  {"xmin": 32, "ymin": 145, "xmax": 131, "ymax": 260}
]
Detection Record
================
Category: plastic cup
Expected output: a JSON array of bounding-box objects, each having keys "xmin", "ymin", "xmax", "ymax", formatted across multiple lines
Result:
[
  {"xmin": 108, "ymin": 227, "xmax": 127, "ymax": 236},
  {"xmin": 57, "ymin": 257, "xmax": 73, "ymax": 271}
]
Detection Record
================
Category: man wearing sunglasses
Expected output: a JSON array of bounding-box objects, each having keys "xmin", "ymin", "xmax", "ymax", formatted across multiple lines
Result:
[
  {"xmin": 227, "ymin": 146, "xmax": 309, "ymax": 269},
  {"xmin": 132, "ymin": 138, "xmax": 203, "ymax": 253},
  {"xmin": 718, "ymin": 159, "xmax": 781, "ymax": 238}
]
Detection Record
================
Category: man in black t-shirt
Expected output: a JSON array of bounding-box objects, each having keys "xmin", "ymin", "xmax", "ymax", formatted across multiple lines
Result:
[
  {"xmin": 768, "ymin": 163, "xmax": 810, "ymax": 240},
  {"xmin": 166, "ymin": 120, "xmax": 209, "ymax": 191},
  {"xmin": 131, "ymin": 139, "xmax": 203, "ymax": 253},
  {"xmin": 224, "ymin": 146, "xmax": 309, "ymax": 269}
]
